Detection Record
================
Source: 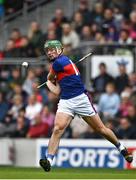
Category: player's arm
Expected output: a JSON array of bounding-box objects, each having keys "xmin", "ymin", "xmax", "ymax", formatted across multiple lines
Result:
[
  {"xmin": 48, "ymin": 60, "xmax": 62, "ymax": 82},
  {"xmin": 46, "ymin": 80, "xmax": 61, "ymax": 96},
  {"xmin": 47, "ymin": 70, "xmax": 56, "ymax": 82}
]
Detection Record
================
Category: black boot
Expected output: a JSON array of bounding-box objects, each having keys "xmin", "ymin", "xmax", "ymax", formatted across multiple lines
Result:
[
  {"xmin": 120, "ymin": 148, "xmax": 133, "ymax": 163},
  {"xmin": 39, "ymin": 157, "xmax": 51, "ymax": 172}
]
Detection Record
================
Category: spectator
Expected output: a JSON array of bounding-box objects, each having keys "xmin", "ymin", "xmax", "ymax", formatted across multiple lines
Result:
[
  {"xmin": 106, "ymin": 25, "xmax": 119, "ymax": 42},
  {"xmin": 25, "ymin": 94, "xmax": 43, "ymax": 124},
  {"xmin": 42, "ymin": 22, "xmax": 56, "ymax": 39},
  {"xmin": 14, "ymin": 116, "xmax": 29, "ymax": 137},
  {"xmin": 127, "ymin": 105, "xmax": 136, "ymax": 127},
  {"xmin": 27, "ymin": 114, "xmax": 49, "ymax": 138},
  {"xmin": 34, "ymin": 65, "xmax": 48, "ymax": 85},
  {"xmin": 113, "ymin": 5, "xmax": 124, "ymax": 30},
  {"xmin": 22, "ymin": 69, "xmax": 36, "ymax": 95},
  {"xmin": 93, "ymin": 62, "xmax": 114, "ymax": 93},
  {"xmin": 63, "ymin": 43, "xmax": 73, "ymax": 57},
  {"xmin": 52, "ymin": 8, "xmax": 69, "ymax": 27},
  {"xmin": 129, "ymin": 72, "xmax": 136, "ymax": 90},
  {"xmin": 0, "ymin": 70, "xmax": 10, "ymax": 93},
  {"xmin": 115, "ymin": 59, "xmax": 129, "ymax": 93},
  {"xmin": 18, "ymin": 108, "xmax": 30, "ymax": 126},
  {"xmin": 19, "ymin": 36, "xmax": 36, "ymax": 57},
  {"xmin": 46, "ymin": 30, "xmax": 57, "ymax": 41},
  {"xmin": 130, "ymin": 95, "xmax": 136, "ymax": 111},
  {"xmin": 9, "ymin": 68, "xmax": 23, "ymax": 88},
  {"xmin": 32, "ymin": 68, "xmax": 49, "ymax": 104},
  {"xmin": 94, "ymin": 31, "xmax": 106, "ymax": 43},
  {"xmin": 41, "ymin": 105, "xmax": 55, "ymax": 131},
  {"xmin": 116, "ymin": 117, "xmax": 136, "ymax": 139},
  {"xmin": 72, "ymin": 11, "xmax": 84, "ymax": 34},
  {"xmin": 28, "ymin": 21, "xmax": 43, "ymax": 56},
  {"xmin": 0, "ymin": 49, "xmax": 4, "ymax": 60},
  {"xmin": 47, "ymin": 91, "xmax": 58, "ymax": 113},
  {"xmin": 51, "ymin": 8, "xmax": 69, "ymax": 40},
  {"xmin": 8, "ymin": 95, "xmax": 24, "ymax": 119},
  {"xmin": 131, "ymin": 1, "xmax": 136, "ymax": 12},
  {"xmin": 92, "ymin": 2, "xmax": 104, "ymax": 24},
  {"xmin": 7, "ymin": 84, "xmax": 27, "ymax": 104},
  {"xmin": 118, "ymin": 91, "xmax": 132, "ymax": 117},
  {"xmin": 10, "ymin": 28, "xmax": 23, "ymax": 48},
  {"xmin": 78, "ymin": 0, "xmax": 92, "ymax": 25},
  {"xmin": 98, "ymin": 82, "xmax": 120, "ymax": 120},
  {"xmin": 80, "ymin": 25, "xmax": 93, "ymax": 41},
  {"xmin": 31, "ymin": 79, "xmax": 43, "ymax": 103},
  {"xmin": 118, "ymin": 29, "xmax": 132, "ymax": 44},
  {"xmin": 91, "ymin": 23, "xmax": 100, "ymax": 37},
  {"xmin": 47, "ymin": 22, "xmax": 60, "ymax": 40},
  {"xmin": 121, "ymin": 19, "xmax": 131, "ymax": 32},
  {"xmin": 123, "ymin": 86, "xmax": 133, "ymax": 97},
  {"xmin": 13, "ymin": 83, "xmax": 27, "ymax": 98},
  {"xmin": 0, "ymin": 92, "xmax": 9, "ymax": 122},
  {"xmin": 4, "ymin": 39, "xmax": 20, "ymax": 58},
  {"xmin": 115, "ymin": 0, "xmax": 131, "ymax": 18},
  {"xmin": 0, "ymin": 114, "xmax": 16, "ymax": 137},
  {"xmin": 40, "ymin": 22, "xmax": 58, "ymax": 54},
  {"xmin": 62, "ymin": 23, "xmax": 80, "ymax": 48},
  {"xmin": 102, "ymin": 8, "xmax": 116, "ymax": 35},
  {"xmin": 129, "ymin": 11, "xmax": 136, "ymax": 41}
]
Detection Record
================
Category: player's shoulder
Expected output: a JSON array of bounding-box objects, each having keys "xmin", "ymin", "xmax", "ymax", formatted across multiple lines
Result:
[
  {"xmin": 55, "ymin": 55, "xmax": 70, "ymax": 65},
  {"xmin": 57, "ymin": 55, "xmax": 69, "ymax": 61}
]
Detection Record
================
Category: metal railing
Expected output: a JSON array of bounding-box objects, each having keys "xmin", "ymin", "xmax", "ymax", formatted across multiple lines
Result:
[
  {"xmin": 0, "ymin": 42, "xmax": 135, "ymax": 86},
  {"xmin": 0, "ymin": 0, "xmax": 75, "ymax": 49},
  {"xmin": 0, "ymin": 0, "xmax": 54, "ymax": 50},
  {"xmin": 0, "ymin": 0, "xmax": 53, "ymax": 23},
  {"xmin": 0, "ymin": 56, "xmax": 47, "ymax": 65}
]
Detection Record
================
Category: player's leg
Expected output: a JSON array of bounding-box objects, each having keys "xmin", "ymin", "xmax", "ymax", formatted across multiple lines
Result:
[
  {"xmin": 83, "ymin": 114, "xmax": 118, "ymax": 144},
  {"xmin": 82, "ymin": 114, "xmax": 133, "ymax": 163},
  {"xmin": 48, "ymin": 112, "xmax": 72, "ymax": 155},
  {"xmin": 39, "ymin": 112, "xmax": 72, "ymax": 172}
]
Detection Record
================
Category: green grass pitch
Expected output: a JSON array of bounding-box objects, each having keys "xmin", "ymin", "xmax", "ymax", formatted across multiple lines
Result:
[{"xmin": 0, "ymin": 167, "xmax": 136, "ymax": 179}]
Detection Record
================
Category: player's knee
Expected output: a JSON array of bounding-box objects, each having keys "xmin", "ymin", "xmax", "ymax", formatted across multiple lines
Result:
[{"xmin": 53, "ymin": 125, "xmax": 64, "ymax": 136}]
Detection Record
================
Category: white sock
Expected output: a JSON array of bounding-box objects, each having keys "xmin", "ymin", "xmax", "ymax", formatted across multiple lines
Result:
[
  {"xmin": 47, "ymin": 158, "xmax": 53, "ymax": 165},
  {"xmin": 117, "ymin": 143, "xmax": 125, "ymax": 152},
  {"xmin": 47, "ymin": 154, "xmax": 54, "ymax": 166}
]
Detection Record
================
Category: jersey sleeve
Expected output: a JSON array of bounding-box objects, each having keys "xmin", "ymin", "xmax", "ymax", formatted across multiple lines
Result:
[{"xmin": 52, "ymin": 60, "xmax": 63, "ymax": 73}]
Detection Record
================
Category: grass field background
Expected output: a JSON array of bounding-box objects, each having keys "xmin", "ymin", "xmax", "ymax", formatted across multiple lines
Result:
[{"xmin": 0, "ymin": 167, "xmax": 136, "ymax": 179}]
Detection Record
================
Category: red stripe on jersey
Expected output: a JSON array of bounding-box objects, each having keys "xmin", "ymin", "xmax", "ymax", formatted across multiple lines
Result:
[{"xmin": 57, "ymin": 63, "xmax": 79, "ymax": 81}]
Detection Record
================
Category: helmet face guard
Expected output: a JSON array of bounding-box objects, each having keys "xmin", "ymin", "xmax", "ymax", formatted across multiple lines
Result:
[{"xmin": 44, "ymin": 40, "xmax": 63, "ymax": 60}]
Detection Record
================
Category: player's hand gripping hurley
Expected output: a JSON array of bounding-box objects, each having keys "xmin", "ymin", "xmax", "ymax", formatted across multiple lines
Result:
[{"xmin": 37, "ymin": 52, "xmax": 92, "ymax": 89}]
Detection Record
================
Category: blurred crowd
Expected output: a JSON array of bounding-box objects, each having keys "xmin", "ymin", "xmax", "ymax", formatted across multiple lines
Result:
[
  {"xmin": 2, "ymin": 0, "xmax": 136, "ymax": 58},
  {"xmin": 0, "ymin": 0, "xmax": 136, "ymax": 139},
  {"xmin": 0, "ymin": 0, "xmax": 44, "ymax": 18}
]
